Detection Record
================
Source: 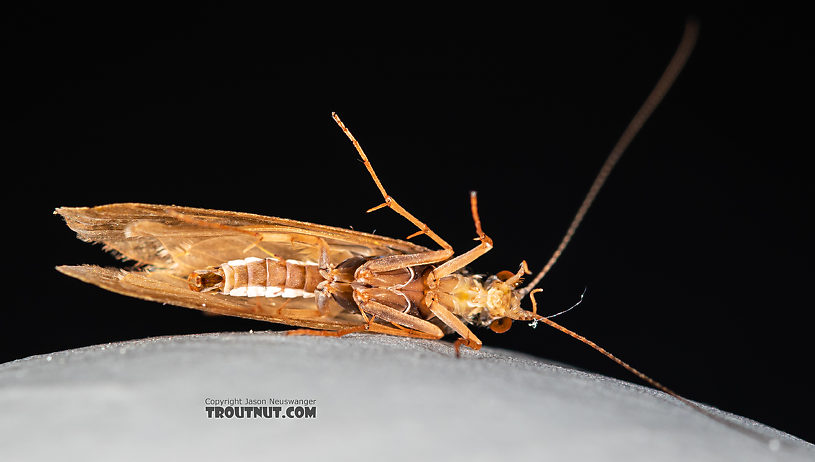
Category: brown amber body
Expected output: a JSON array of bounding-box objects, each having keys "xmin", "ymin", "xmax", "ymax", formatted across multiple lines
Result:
[
  {"xmin": 189, "ymin": 257, "xmax": 321, "ymax": 298},
  {"xmin": 189, "ymin": 254, "xmax": 489, "ymax": 333}
]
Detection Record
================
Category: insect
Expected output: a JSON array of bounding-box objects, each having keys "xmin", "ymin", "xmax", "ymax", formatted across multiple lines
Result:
[{"xmin": 57, "ymin": 22, "xmax": 701, "ymax": 409}]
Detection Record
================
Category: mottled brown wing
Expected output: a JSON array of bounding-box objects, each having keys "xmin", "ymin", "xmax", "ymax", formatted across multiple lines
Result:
[
  {"xmin": 55, "ymin": 266, "xmax": 430, "ymax": 337},
  {"xmin": 56, "ymin": 203, "xmax": 429, "ymax": 272},
  {"xmin": 56, "ymin": 203, "xmax": 431, "ymax": 334}
]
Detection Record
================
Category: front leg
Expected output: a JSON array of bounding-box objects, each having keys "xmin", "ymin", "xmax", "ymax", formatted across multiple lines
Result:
[
  {"xmin": 427, "ymin": 298, "xmax": 482, "ymax": 356},
  {"xmin": 428, "ymin": 191, "xmax": 494, "ymax": 281}
]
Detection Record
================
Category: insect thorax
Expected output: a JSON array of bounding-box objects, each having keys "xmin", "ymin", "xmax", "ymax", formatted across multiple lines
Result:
[{"xmin": 434, "ymin": 273, "xmax": 521, "ymax": 327}]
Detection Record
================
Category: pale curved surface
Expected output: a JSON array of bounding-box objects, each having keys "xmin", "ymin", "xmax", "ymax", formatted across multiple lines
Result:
[{"xmin": 0, "ymin": 332, "xmax": 812, "ymax": 462}]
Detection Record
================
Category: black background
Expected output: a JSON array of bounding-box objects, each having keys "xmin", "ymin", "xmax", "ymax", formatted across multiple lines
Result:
[{"xmin": 4, "ymin": 6, "xmax": 813, "ymax": 443}]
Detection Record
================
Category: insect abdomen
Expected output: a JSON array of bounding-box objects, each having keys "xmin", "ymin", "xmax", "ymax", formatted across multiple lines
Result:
[{"xmin": 194, "ymin": 257, "xmax": 323, "ymax": 298}]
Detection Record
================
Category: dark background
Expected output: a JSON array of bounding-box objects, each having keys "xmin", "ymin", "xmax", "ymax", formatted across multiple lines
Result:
[{"xmin": 4, "ymin": 6, "xmax": 813, "ymax": 443}]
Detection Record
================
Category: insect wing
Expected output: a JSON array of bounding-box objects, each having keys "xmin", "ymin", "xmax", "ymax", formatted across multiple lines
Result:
[
  {"xmin": 56, "ymin": 203, "xmax": 430, "ymax": 334},
  {"xmin": 56, "ymin": 203, "xmax": 428, "ymax": 273},
  {"xmin": 56, "ymin": 264, "xmax": 339, "ymax": 325}
]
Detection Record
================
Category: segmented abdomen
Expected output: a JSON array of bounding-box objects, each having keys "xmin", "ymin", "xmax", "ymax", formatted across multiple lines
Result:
[{"xmin": 221, "ymin": 257, "xmax": 323, "ymax": 298}]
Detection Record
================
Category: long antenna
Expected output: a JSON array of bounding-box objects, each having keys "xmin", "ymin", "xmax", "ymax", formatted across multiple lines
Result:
[
  {"xmin": 525, "ymin": 289, "xmax": 778, "ymax": 444},
  {"xmin": 518, "ymin": 20, "xmax": 700, "ymax": 298}
]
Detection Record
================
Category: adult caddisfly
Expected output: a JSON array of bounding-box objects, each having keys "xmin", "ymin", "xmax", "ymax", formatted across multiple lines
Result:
[{"xmin": 57, "ymin": 22, "xmax": 703, "ymax": 412}]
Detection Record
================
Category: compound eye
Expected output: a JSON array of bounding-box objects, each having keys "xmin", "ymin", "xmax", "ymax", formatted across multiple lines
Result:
[
  {"xmin": 496, "ymin": 270, "xmax": 515, "ymax": 282},
  {"xmin": 489, "ymin": 317, "xmax": 513, "ymax": 333}
]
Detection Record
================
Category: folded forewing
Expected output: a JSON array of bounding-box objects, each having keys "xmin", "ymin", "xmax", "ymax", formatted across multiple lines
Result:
[
  {"xmin": 56, "ymin": 265, "xmax": 436, "ymax": 337},
  {"xmin": 56, "ymin": 203, "xmax": 439, "ymax": 334},
  {"xmin": 56, "ymin": 203, "xmax": 430, "ymax": 275}
]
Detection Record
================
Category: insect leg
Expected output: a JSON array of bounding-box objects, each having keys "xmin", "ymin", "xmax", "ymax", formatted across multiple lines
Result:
[
  {"xmin": 287, "ymin": 315, "xmax": 378, "ymax": 338},
  {"xmin": 286, "ymin": 321, "xmax": 441, "ymax": 341},
  {"xmin": 332, "ymin": 112, "xmax": 454, "ymax": 253},
  {"xmin": 354, "ymin": 293, "xmax": 445, "ymax": 339},
  {"xmin": 430, "ymin": 191, "xmax": 493, "ymax": 280},
  {"xmin": 427, "ymin": 300, "xmax": 482, "ymax": 355},
  {"xmin": 360, "ymin": 191, "xmax": 494, "ymax": 274},
  {"xmin": 411, "ymin": 193, "xmax": 492, "ymax": 353},
  {"xmin": 359, "ymin": 250, "xmax": 454, "ymax": 273}
]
